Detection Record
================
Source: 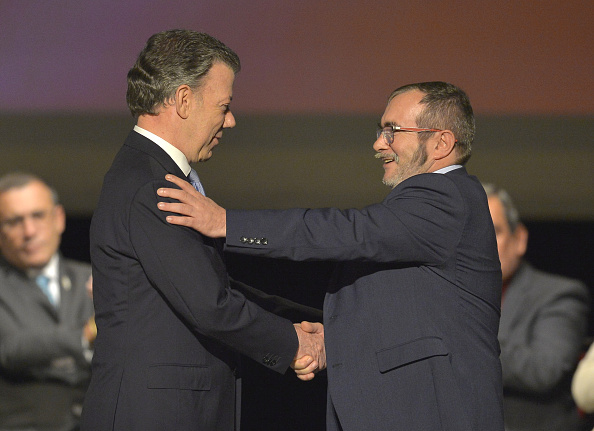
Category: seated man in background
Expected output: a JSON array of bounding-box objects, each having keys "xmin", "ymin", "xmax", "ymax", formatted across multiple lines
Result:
[
  {"xmin": 484, "ymin": 183, "xmax": 589, "ymax": 431},
  {"xmin": 0, "ymin": 172, "xmax": 95, "ymax": 431}
]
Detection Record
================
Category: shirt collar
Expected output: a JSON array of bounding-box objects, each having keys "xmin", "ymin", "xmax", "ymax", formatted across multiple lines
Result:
[
  {"xmin": 27, "ymin": 253, "xmax": 59, "ymax": 280},
  {"xmin": 433, "ymin": 164, "xmax": 462, "ymax": 174},
  {"xmin": 133, "ymin": 125, "xmax": 191, "ymax": 176}
]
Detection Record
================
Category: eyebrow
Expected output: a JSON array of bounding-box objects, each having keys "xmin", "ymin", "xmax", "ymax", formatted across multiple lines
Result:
[{"xmin": 379, "ymin": 121, "xmax": 400, "ymax": 128}]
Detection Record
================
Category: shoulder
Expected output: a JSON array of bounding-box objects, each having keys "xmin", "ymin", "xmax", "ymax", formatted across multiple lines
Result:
[
  {"xmin": 517, "ymin": 263, "xmax": 589, "ymax": 300},
  {"xmin": 385, "ymin": 171, "xmax": 469, "ymax": 213}
]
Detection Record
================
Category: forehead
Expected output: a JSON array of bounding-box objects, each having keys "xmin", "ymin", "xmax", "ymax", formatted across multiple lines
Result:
[
  {"xmin": 0, "ymin": 181, "xmax": 54, "ymax": 217},
  {"xmin": 199, "ymin": 62, "xmax": 235, "ymax": 101},
  {"xmin": 381, "ymin": 89, "xmax": 425, "ymax": 126}
]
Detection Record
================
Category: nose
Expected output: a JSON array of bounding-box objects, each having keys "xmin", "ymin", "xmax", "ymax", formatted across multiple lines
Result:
[
  {"xmin": 22, "ymin": 216, "xmax": 37, "ymax": 238},
  {"xmin": 223, "ymin": 111, "xmax": 236, "ymax": 129},
  {"xmin": 373, "ymin": 134, "xmax": 388, "ymax": 152}
]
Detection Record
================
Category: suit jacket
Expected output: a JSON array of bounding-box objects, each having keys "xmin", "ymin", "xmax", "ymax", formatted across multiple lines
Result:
[
  {"xmin": 225, "ymin": 167, "xmax": 505, "ymax": 431},
  {"xmin": 0, "ymin": 255, "xmax": 93, "ymax": 431},
  {"xmin": 81, "ymin": 131, "xmax": 301, "ymax": 431},
  {"xmin": 499, "ymin": 262, "xmax": 589, "ymax": 431}
]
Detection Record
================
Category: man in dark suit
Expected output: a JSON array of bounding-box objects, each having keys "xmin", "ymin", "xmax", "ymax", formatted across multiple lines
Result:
[
  {"xmin": 0, "ymin": 172, "xmax": 95, "ymax": 431},
  {"xmin": 80, "ymin": 30, "xmax": 324, "ymax": 431},
  {"xmin": 158, "ymin": 82, "xmax": 505, "ymax": 430},
  {"xmin": 484, "ymin": 183, "xmax": 589, "ymax": 431}
]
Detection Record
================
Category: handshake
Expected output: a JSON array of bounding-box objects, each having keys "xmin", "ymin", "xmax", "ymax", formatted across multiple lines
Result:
[{"xmin": 291, "ymin": 321, "xmax": 326, "ymax": 381}]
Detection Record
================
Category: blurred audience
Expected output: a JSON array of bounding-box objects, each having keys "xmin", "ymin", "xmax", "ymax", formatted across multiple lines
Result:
[
  {"xmin": 484, "ymin": 183, "xmax": 589, "ymax": 431},
  {"xmin": 0, "ymin": 172, "xmax": 95, "ymax": 431}
]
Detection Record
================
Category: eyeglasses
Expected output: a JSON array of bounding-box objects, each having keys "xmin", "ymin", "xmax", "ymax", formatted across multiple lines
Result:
[{"xmin": 376, "ymin": 124, "xmax": 444, "ymax": 145}]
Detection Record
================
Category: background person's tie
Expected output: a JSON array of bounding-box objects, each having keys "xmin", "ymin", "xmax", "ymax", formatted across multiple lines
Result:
[
  {"xmin": 36, "ymin": 274, "xmax": 56, "ymax": 306},
  {"xmin": 188, "ymin": 168, "xmax": 205, "ymax": 196}
]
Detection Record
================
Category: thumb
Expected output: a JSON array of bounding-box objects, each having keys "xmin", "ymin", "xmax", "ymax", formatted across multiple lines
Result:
[{"xmin": 301, "ymin": 320, "xmax": 323, "ymax": 334}]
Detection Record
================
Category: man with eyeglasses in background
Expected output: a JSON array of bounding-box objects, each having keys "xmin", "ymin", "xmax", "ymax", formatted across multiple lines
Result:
[
  {"xmin": 157, "ymin": 81, "xmax": 504, "ymax": 430},
  {"xmin": 0, "ymin": 172, "xmax": 95, "ymax": 431}
]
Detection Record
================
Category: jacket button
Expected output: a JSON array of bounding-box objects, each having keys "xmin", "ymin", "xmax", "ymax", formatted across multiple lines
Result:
[
  {"xmin": 261, "ymin": 238, "xmax": 268, "ymax": 245},
  {"xmin": 240, "ymin": 236, "xmax": 248, "ymax": 243}
]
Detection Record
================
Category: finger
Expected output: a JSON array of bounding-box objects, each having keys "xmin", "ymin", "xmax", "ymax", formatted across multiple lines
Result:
[
  {"xmin": 157, "ymin": 187, "xmax": 193, "ymax": 202},
  {"xmin": 157, "ymin": 201, "xmax": 193, "ymax": 216},
  {"xmin": 164, "ymin": 174, "xmax": 194, "ymax": 191},
  {"xmin": 164, "ymin": 215, "xmax": 194, "ymax": 227},
  {"xmin": 300, "ymin": 321, "xmax": 315, "ymax": 332},
  {"xmin": 294, "ymin": 360, "xmax": 318, "ymax": 375},
  {"xmin": 292, "ymin": 355, "xmax": 314, "ymax": 370},
  {"xmin": 301, "ymin": 321, "xmax": 323, "ymax": 334}
]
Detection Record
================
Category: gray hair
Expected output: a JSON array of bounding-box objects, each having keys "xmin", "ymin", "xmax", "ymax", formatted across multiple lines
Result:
[
  {"xmin": 482, "ymin": 183, "xmax": 520, "ymax": 232},
  {"xmin": 0, "ymin": 172, "xmax": 60, "ymax": 205},
  {"xmin": 126, "ymin": 29, "xmax": 241, "ymax": 117}
]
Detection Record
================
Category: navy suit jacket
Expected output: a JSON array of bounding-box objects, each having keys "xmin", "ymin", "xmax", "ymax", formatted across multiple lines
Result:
[
  {"xmin": 226, "ymin": 167, "xmax": 505, "ymax": 431},
  {"xmin": 81, "ymin": 131, "xmax": 300, "ymax": 431}
]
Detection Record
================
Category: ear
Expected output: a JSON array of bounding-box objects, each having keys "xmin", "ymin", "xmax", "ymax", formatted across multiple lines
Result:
[
  {"xmin": 513, "ymin": 223, "xmax": 528, "ymax": 257},
  {"xmin": 54, "ymin": 204, "xmax": 66, "ymax": 235},
  {"xmin": 174, "ymin": 85, "xmax": 192, "ymax": 119},
  {"xmin": 432, "ymin": 130, "xmax": 457, "ymax": 161}
]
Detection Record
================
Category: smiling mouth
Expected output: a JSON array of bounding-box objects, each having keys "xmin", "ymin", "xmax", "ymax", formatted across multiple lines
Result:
[{"xmin": 375, "ymin": 153, "xmax": 398, "ymax": 164}]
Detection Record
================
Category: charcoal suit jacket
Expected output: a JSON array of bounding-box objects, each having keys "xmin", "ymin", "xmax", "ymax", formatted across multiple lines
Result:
[
  {"xmin": 500, "ymin": 262, "xmax": 589, "ymax": 431},
  {"xmin": 80, "ymin": 131, "xmax": 302, "ymax": 431},
  {"xmin": 0, "ymin": 255, "xmax": 93, "ymax": 431},
  {"xmin": 225, "ymin": 167, "xmax": 505, "ymax": 431}
]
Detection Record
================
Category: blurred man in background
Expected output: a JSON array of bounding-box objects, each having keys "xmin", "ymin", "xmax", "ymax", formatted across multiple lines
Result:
[
  {"xmin": 484, "ymin": 183, "xmax": 589, "ymax": 431},
  {"xmin": 0, "ymin": 172, "xmax": 95, "ymax": 431}
]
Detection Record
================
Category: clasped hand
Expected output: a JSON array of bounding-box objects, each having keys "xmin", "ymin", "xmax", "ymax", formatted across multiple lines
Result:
[{"xmin": 292, "ymin": 321, "xmax": 326, "ymax": 381}]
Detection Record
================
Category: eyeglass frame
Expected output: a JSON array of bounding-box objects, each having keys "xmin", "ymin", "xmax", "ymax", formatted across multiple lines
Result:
[{"xmin": 376, "ymin": 124, "xmax": 446, "ymax": 145}]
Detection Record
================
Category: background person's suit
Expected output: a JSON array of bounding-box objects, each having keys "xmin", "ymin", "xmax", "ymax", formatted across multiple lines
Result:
[
  {"xmin": 81, "ymin": 131, "xmax": 304, "ymax": 431},
  {"xmin": 0, "ymin": 255, "xmax": 93, "ymax": 431},
  {"xmin": 225, "ymin": 167, "xmax": 504, "ymax": 431},
  {"xmin": 499, "ymin": 262, "xmax": 589, "ymax": 431}
]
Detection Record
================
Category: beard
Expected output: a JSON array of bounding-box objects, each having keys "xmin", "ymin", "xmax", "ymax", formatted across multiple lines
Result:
[{"xmin": 381, "ymin": 141, "xmax": 428, "ymax": 188}]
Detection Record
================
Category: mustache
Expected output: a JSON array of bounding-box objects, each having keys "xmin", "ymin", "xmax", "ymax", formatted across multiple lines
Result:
[{"xmin": 375, "ymin": 152, "xmax": 398, "ymax": 163}]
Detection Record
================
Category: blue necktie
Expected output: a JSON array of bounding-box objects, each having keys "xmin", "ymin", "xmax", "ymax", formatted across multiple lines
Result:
[
  {"xmin": 36, "ymin": 274, "xmax": 56, "ymax": 306},
  {"xmin": 188, "ymin": 168, "xmax": 205, "ymax": 196}
]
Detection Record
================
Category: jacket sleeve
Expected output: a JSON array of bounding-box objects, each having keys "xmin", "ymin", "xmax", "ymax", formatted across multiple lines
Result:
[
  {"xmin": 128, "ymin": 180, "xmax": 299, "ymax": 373},
  {"xmin": 230, "ymin": 277, "xmax": 323, "ymax": 323},
  {"xmin": 226, "ymin": 173, "xmax": 465, "ymax": 265}
]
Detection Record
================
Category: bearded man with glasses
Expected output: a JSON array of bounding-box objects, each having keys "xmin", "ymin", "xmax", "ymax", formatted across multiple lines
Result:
[{"xmin": 157, "ymin": 81, "xmax": 504, "ymax": 431}]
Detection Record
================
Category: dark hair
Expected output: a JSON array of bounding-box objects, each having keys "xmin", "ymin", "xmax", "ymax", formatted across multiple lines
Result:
[
  {"xmin": 388, "ymin": 81, "xmax": 474, "ymax": 164},
  {"xmin": 0, "ymin": 172, "xmax": 59, "ymax": 204},
  {"xmin": 126, "ymin": 29, "xmax": 241, "ymax": 117}
]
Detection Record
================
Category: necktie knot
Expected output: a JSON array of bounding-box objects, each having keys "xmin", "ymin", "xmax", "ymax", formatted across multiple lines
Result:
[{"xmin": 188, "ymin": 169, "xmax": 205, "ymax": 196}]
